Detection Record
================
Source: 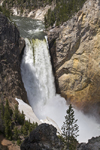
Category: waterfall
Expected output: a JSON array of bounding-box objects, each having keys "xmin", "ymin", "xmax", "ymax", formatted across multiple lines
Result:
[
  {"xmin": 11, "ymin": 15, "xmax": 100, "ymax": 143},
  {"xmin": 32, "ymin": 37, "xmax": 56, "ymax": 103},
  {"xmin": 21, "ymin": 37, "xmax": 100, "ymax": 143},
  {"xmin": 21, "ymin": 37, "xmax": 59, "ymax": 119}
]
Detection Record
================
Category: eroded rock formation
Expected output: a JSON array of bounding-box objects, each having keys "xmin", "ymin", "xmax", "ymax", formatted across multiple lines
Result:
[
  {"xmin": 0, "ymin": 13, "xmax": 28, "ymax": 108},
  {"xmin": 48, "ymin": 0, "xmax": 100, "ymax": 113}
]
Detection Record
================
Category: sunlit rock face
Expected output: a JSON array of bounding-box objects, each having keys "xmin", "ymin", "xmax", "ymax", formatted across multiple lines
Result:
[
  {"xmin": 0, "ymin": 13, "xmax": 28, "ymax": 107},
  {"xmin": 48, "ymin": 0, "xmax": 100, "ymax": 113}
]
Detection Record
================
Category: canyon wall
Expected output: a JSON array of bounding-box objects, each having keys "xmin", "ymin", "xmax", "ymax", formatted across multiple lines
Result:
[
  {"xmin": 48, "ymin": 0, "xmax": 100, "ymax": 113},
  {"xmin": 0, "ymin": 13, "xmax": 28, "ymax": 108},
  {"xmin": 11, "ymin": 5, "xmax": 51, "ymax": 21}
]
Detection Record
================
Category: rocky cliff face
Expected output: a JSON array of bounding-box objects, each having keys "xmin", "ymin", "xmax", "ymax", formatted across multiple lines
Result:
[
  {"xmin": 0, "ymin": 13, "xmax": 28, "ymax": 108},
  {"xmin": 48, "ymin": 0, "xmax": 100, "ymax": 113},
  {"xmin": 77, "ymin": 136, "xmax": 100, "ymax": 150},
  {"xmin": 21, "ymin": 123, "xmax": 63, "ymax": 150},
  {"xmin": 11, "ymin": 5, "xmax": 51, "ymax": 22}
]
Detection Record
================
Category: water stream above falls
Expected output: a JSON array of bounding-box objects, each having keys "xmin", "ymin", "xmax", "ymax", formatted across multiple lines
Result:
[{"xmin": 12, "ymin": 15, "xmax": 100, "ymax": 143}]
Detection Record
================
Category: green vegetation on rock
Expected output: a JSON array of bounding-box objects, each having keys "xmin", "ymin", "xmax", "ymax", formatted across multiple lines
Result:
[
  {"xmin": 0, "ymin": 100, "xmax": 38, "ymax": 145},
  {"xmin": 2, "ymin": 0, "xmax": 53, "ymax": 15},
  {"xmin": 1, "ymin": 0, "xmax": 86, "ymax": 28},
  {"xmin": 45, "ymin": 0, "xmax": 86, "ymax": 27},
  {"xmin": 0, "ymin": 6, "xmax": 10, "ymax": 18}
]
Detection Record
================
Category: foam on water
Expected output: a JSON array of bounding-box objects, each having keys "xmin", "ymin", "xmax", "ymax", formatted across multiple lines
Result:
[{"xmin": 28, "ymin": 29, "xmax": 43, "ymax": 34}]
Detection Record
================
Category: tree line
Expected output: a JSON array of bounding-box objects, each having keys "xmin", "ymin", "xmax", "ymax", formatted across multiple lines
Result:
[
  {"xmin": 45, "ymin": 0, "xmax": 86, "ymax": 27},
  {"xmin": 0, "ymin": 0, "xmax": 86, "ymax": 28},
  {"xmin": 0, "ymin": 100, "xmax": 79, "ymax": 149},
  {"xmin": 1, "ymin": 0, "xmax": 53, "ymax": 16},
  {"xmin": 0, "ymin": 100, "xmax": 38, "ymax": 145}
]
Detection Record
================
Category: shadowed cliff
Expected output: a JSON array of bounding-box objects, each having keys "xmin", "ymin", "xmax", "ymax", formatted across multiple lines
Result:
[{"xmin": 0, "ymin": 13, "xmax": 28, "ymax": 114}]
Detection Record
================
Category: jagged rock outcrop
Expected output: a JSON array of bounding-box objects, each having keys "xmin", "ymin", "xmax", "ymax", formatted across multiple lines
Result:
[
  {"xmin": 0, "ymin": 13, "xmax": 28, "ymax": 109},
  {"xmin": 48, "ymin": 0, "xmax": 100, "ymax": 113},
  {"xmin": 77, "ymin": 136, "xmax": 100, "ymax": 150},
  {"xmin": 21, "ymin": 123, "xmax": 63, "ymax": 150}
]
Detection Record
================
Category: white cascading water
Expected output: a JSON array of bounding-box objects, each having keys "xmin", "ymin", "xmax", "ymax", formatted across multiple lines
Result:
[
  {"xmin": 21, "ymin": 37, "xmax": 66, "ymax": 122},
  {"xmin": 21, "ymin": 37, "xmax": 100, "ymax": 142},
  {"xmin": 33, "ymin": 37, "xmax": 56, "ymax": 103}
]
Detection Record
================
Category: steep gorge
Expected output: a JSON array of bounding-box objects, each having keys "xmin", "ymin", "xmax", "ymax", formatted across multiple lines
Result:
[
  {"xmin": 0, "ymin": 0, "xmax": 100, "ymax": 148},
  {"xmin": 48, "ymin": 0, "xmax": 100, "ymax": 114}
]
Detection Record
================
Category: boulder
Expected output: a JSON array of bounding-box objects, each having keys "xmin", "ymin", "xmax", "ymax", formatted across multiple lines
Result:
[{"xmin": 21, "ymin": 123, "xmax": 63, "ymax": 150}]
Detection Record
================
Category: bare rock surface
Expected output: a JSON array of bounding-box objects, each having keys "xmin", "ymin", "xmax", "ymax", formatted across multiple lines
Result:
[
  {"xmin": 48, "ymin": 0, "xmax": 100, "ymax": 113},
  {"xmin": 0, "ymin": 13, "xmax": 28, "ymax": 109},
  {"xmin": 11, "ymin": 5, "xmax": 52, "ymax": 22},
  {"xmin": 21, "ymin": 123, "xmax": 63, "ymax": 150},
  {"xmin": 77, "ymin": 136, "xmax": 100, "ymax": 150},
  {"xmin": 0, "ymin": 134, "xmax": 20, "ymax": 150}
]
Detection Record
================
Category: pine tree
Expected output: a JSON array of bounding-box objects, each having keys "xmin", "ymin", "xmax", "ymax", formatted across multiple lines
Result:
[
  {"xmin": 22, "ymin": 121, "xmax": 28, "ymax": 135},
  {"xmin": 13, "ymin": 104, "xmax": 19, "ymax": 124},
  {"xmin": 61, "ymin": 104, "xmax": 79, "ymax": 150},
  {"xmin": 4, "ymin": 100, "xmax": 12, "ymax": 140},
  {"xmin": 13, "ymin": 127, "xmax": 19, "ymax": 140},
  {"xmin": 18, "ymin": 110, "xmax": 25, "ymax": 125}
]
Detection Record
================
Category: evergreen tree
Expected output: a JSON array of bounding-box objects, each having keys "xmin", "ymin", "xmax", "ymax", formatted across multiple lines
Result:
[
  {"xmin": 13, "ymin": 127, "xmax": 19, "ymax": 140},
  {"xmin": 3, "ymin": 100, "xmax": 12, "ymax": 140},
  {"xmin": 18, "ymin": 110, "xmax": 25, "ymax": 125},
  {"xmin": 22, "ymin": 121, "xmax": 29, "ymax": 135},
  {"xmin": 61, "ymin": 104, "xmax": 79, "ymax": 150},
  {"xmin": 0, "ymin": 99, "xmax": 38, "ymax": 144},
  {"xmin": 13, "ymin": 104, "xmax": 19, "ymax": 124}
]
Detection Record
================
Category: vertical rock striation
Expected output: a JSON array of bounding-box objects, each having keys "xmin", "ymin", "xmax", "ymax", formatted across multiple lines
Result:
[
  {"xmin": 48, "ymin": 0, "xmax": 100, "ymax": 113},
  {"xmin": 0, "ymin": 13, "xmax": 28, "ymax": 108}
]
